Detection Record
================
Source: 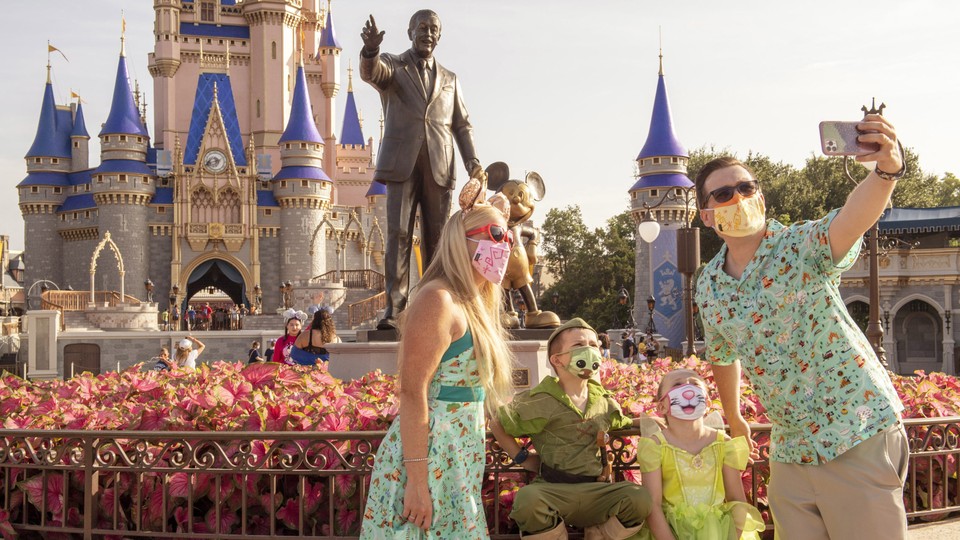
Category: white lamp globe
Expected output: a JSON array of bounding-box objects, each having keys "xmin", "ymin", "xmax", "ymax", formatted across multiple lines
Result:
[{"xmin": 637, "ymin": 219, "xmax": 661, "ymax": 243}]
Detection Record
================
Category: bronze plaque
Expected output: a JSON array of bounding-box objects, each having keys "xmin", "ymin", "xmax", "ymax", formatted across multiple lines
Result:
[{"xmin": 512, "ymin": 368, "xmax": 530, "ymax": 388}]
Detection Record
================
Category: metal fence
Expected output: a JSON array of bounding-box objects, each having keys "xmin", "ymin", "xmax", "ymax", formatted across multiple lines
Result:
[{"xmin": 1, "ymin": 416, "xmax": 957, "ymax": 539}]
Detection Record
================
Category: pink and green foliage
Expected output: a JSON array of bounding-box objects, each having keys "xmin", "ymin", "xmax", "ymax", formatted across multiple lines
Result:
[{"xmin": 1, "ymin": 357, "xmax": 958, "ymax": 536}]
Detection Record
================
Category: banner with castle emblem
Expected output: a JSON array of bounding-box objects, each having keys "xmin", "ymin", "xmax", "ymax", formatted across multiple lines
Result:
[{"xmin": 649, "ymin": 229, "xmax": 684, "ymax": 348}]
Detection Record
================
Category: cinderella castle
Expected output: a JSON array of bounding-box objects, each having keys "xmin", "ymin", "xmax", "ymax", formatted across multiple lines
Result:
[{"xmin": 17, "ymin": 0, "xmax": 387, "ymax": 316}]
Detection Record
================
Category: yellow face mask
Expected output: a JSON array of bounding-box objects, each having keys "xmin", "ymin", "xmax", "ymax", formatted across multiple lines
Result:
[{"xmin": 705, "ymin": 194, "xmax": 766, "ymax": 237}]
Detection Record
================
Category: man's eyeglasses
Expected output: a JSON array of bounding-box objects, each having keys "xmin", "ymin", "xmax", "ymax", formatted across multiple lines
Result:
[
  {"xmin": 704, "ymin": 180, "xmax": 760, "ymax": 206},
  {"xmin": 466, "ymin": 224, "xmax": 512, "ymax": 244}
]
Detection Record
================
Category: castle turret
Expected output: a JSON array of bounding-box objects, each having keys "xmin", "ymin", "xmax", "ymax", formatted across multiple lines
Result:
[
  {"xmin": 18, "ymin": 66, "xmax": 72, "ymax": 287},
  {"xmin": 629, "ymin": 53, "xmax": 694, "ymax": 348},
  {"xmin": 274, "ymin": 64, "xmax": 332, "ymax": 284},
  {"xmin": 335, "ymin": 64, "xmax": 377, "ymax": 206},
  {"xmin": 317, "ymin": 1, "xmax": 341, "ymax": 186},
  {"xmin": 91, "ymin": 37, "xmax": 155, "ymax": 300},
  {"xmin": 70, "ymin": 101, "xmax": 90, "ymax": 171}
]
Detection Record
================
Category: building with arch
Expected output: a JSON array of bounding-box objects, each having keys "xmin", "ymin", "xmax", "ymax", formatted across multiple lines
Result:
[
  {"xmin": 17, "ymin": 0, "xmax": 388, "ymax": 318},
  {"xmin": 840, "ymin": 207, "xmax": 960, "ymax": 375}
]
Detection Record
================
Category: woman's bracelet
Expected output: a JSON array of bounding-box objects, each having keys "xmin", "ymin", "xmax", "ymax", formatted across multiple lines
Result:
[{"xmin": 402, "ymin": 456, "xmax": 429, "ymax": 463}]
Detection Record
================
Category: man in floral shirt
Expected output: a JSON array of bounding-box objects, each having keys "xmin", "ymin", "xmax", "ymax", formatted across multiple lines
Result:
[{"xmin": 695, "ymin": 115, "xmax": 908, "ymax": 539}]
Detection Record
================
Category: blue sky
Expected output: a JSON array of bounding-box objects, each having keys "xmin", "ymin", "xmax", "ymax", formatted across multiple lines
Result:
[{"xmin": 2, "ymin": 0, "xmax": 957, "ymax": 251}]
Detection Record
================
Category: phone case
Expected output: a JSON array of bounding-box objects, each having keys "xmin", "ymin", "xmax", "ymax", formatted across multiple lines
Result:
[{"xmin": 819, "ymin": 121, "xmax": 880, "ymax": 156}]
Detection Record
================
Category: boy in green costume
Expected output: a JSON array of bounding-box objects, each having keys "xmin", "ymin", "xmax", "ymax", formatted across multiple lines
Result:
[{"xmin": 492, "ymin": 318, "xmax": 652, "ymax": 539}]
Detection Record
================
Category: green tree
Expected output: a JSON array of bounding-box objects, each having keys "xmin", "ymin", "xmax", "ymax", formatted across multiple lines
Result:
[
  {"xmin": 541, "ymin": 209, "xmax": 636, "ymax": 331},
  {"xmin": 541, "ymin": 206, "xmax": 588, "ymax": 277}
]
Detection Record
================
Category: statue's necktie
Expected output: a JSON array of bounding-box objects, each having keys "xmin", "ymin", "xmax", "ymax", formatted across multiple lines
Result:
[{"xmin": 419, "ymin": 59, "xmax": 432, "ymax": 99}]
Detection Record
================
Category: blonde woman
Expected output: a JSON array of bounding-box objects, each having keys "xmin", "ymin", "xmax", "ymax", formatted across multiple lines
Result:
[
  {"xmin": 174, "ymin": 336, "xmax": 205, "ymax": 369},
  {"xmin": 361, "ymin": 201, "xmax": 516, "ymax": 539}
]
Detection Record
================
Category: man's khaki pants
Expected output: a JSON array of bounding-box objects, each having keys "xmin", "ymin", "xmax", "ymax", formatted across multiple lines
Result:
[{"xmin": 769, "ymin": 422, "xmax": 909, "ymax": 539}]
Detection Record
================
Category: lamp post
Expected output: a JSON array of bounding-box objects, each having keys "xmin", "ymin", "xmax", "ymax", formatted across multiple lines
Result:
[
  {"xmin": 841, "ymin": 98, "xmax": 894, "ymax": 367},
  {"xmin": 144, "ymin": 279, "xmax": 154, "ymax": 303},
  {"xmin": 635, "ymin": 185, "xmax": 700, "ymax": 356}
]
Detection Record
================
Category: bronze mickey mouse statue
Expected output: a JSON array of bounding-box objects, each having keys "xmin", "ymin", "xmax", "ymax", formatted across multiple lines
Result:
[{"xmin": 485, "ymin": 162, "xmax": 561, "ymax": 329}]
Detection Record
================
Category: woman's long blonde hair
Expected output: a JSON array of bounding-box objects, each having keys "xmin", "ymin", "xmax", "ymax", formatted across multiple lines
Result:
[{"xmin": 400, "ymin": 204, "xmax": 515, "ymax": 414}]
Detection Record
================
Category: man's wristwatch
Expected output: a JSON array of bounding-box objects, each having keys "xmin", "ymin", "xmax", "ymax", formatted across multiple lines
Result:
[
  {"xmin": 513, "ymin": 447, "xmax": 529, "ymax": 464},
  {"xmin": 875, "ymin": 162, "xmax": 906, "ymax": 181}
]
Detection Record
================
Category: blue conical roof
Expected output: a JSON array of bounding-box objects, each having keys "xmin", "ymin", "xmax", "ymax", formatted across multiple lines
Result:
[
  {"xmin": 636, "ymin": 74, "xmax": 687, "ymax": 160},
  {"xmin": 71, "ymin": 102, "xmax": 89, "ymax": 138},
  {"xmin": 279, "ymin": 66, "xmax": 323, "ymax": 143},
  {"xmin": 319, "ymin": 7, "xmax": 341, "ymax": 50},
  {"xmin": 366, "ymin": 181, "xmax": 387, "ymax": 197},
  {"xmin": 100, "ymin": 54, "xmax": 149, "ymax": 137},
  {"xmin": 340, "ymin": 87, "xmax": 364, "ymax": 147},
  {"xmin": 26, "ymin": 82, "xmax": 71, "ymax": 158}
]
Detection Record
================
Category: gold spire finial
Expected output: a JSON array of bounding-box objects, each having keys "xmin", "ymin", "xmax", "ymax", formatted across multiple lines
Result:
[
  {"xmin": 298, "ymin": 20, "xmax": 305, "ymax": 66},
  {"xmin": 658, "ymin": 26, "xmax": 663, "ymax": 76},
  {"xmin": 121, "ymin": 11, "xmax": 127, "ymax": 57},
  {"xmin": 225, "ymin": 40, "xmax": 231, "ymax": 73},
  {"xmin": 347, "ymin": 59, "xmax": 354, "ymax": 92}
]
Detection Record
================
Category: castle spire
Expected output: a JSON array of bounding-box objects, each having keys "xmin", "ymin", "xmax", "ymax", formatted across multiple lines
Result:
[
  {"xmin": 340, "ymin": 66, "xmax": 365, "ymax": 147},
  {"xmin": 71, "ymin": 101, "xmax": 89, "ymax": 139},
  {"xmin": 319, "ymin": 0, "xmax": 342, "ymax": 51},
  {"xmin": 100, "ymin": 47, "xmax": 149, "ymax": 136},
  {"xmin": 25, "ymin": 74, "xmax": 70, "ymax": 158},
  {"xmin": 280, "ymin": 66, "xmax": 323, "ymax": 143},
  {"xmin": 636, "ymin": 52, "xmax": 686, "ymax": 161}
]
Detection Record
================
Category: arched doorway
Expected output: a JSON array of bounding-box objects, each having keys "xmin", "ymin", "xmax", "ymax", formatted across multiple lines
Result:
[
  {"xmin": 184, "ymin": 259, "xmax": 248, "ymax": 308},
  {"xmin": 894, "ymin": 299, "xmax": 942, "ymax": 374}
]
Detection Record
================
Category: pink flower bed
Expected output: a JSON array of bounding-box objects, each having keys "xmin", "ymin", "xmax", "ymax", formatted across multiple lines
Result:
[{"xmin": 1, "ymin": 357, "xmax": 958, "ymax": 537}]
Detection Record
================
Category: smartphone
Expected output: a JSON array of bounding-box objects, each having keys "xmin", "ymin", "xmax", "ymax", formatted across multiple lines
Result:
[{"xmin": 819, "ymin": 121, "xmax": 881, "ymax": 156}]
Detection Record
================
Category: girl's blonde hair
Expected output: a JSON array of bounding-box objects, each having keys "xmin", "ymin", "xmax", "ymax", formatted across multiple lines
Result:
[{"xmin": 400, "ymin": 204, "xmax": 515, "ymax": 415}]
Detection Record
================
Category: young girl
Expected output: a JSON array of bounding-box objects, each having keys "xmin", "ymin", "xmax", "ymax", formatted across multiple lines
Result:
[{"xmin": 638, "ymin": 369, "xmax": 764, "ymax": 540}]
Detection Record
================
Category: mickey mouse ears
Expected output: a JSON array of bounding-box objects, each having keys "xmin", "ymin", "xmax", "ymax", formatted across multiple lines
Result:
[{"xmin": 458, "ymin": 168, "xmax": 510, "ymax": 221}]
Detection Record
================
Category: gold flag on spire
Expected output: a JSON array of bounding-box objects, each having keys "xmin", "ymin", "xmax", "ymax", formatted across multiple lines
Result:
[
  {"xmin": 69, "ymin": 90, "xmax": 87, "ymax": 104},
  {"xmin": 48, "ymin": 43, "xmax": 68, "ymax": 62},
  {"xmin": 122, "ymin": 12, "xmax": 126, "ymax": 35}
]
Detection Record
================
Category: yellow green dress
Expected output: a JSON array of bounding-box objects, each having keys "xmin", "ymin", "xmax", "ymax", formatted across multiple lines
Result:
[{"xmin": 637, "ymin": 431, "xmax": 764, "ymax": 540}]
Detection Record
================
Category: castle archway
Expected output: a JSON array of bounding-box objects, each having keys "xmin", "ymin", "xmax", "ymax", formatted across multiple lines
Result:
[{"xmin": 182, "ymin": 258, "xmax": 248, "ymax": 308}]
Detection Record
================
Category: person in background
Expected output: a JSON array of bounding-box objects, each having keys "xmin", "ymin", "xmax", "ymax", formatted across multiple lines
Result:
[
  {"xmin": 248, "ymin": 341, "xmax": 264, "ymax": 363},
  {"xmin": 264, "ymin": 339, "xmax": 276, "ymax": 362},
  {"xmin": 598, "ymin": 332, "xmax": 611, "ymax": 359},
  {"xmin": 173, "ymin": 335, "xmax": 205, "ymax": 369},
  {"xmin": 294, "ymin": 306, "xmax": 338, "ymax": 364},
  {"xmin": 161, "ymin": 308, "xmax": 170, "ymax": 331},
  {"xmin": 153, "ymin": 346, "xmax": 173, "ymax": 371},
  {"xmin": 187, "ymin": 305, "xmax": 196, "ymax": 331},
  {"xmin": 172, "ymin": 304, "xmax": 180, "ymax": 331},
  {"xmin": 272, "ymin": 310, "xmax": 304, "ymax": 365},
  {"xmin": 621, "ymin": 331, "xmax": 638, "ymax": 364}
]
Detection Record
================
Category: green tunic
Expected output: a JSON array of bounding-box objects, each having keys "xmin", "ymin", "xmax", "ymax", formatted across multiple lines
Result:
[{"xmin": 498, "ymin": 377, "xmax": 633, "ymax": 477}]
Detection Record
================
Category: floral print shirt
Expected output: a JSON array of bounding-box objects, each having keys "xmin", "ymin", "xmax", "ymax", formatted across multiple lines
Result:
[{"xmin": 696, "ymin": 210, "xmax": 903, "ymax": 465}]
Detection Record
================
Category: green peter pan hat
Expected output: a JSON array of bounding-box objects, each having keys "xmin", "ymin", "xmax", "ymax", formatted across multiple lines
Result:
[{"xmin": 547, "ymin": 317, "xmax": 597, "ymax": 352}]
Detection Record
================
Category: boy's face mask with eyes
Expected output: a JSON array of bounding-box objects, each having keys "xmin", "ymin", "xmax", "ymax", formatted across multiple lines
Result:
[{"xmin": 555, "ymin": 346, "xmax": 603, "ymax": 380}]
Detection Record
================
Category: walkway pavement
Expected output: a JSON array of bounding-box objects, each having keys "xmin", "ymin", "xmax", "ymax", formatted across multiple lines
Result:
[{"xmin": 909, "ymin": 516, "xmax": 960, "ymax": 539}]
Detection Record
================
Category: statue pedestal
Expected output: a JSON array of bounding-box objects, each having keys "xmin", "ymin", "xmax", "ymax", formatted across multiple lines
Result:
[{"xmin": 328, "ymin": 338, "xmax": 551, "ymax": 391}]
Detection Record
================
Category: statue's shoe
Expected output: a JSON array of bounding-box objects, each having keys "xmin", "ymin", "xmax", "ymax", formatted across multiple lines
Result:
[{"xmin": 524, "ymin": 310, "xmax": 561, "ymax": 329}]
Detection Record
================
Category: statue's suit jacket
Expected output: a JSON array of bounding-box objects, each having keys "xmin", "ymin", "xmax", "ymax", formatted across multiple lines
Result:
[{"xmin": 360, "ymin": 48, "xmax": 478, "ymax": 188}]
